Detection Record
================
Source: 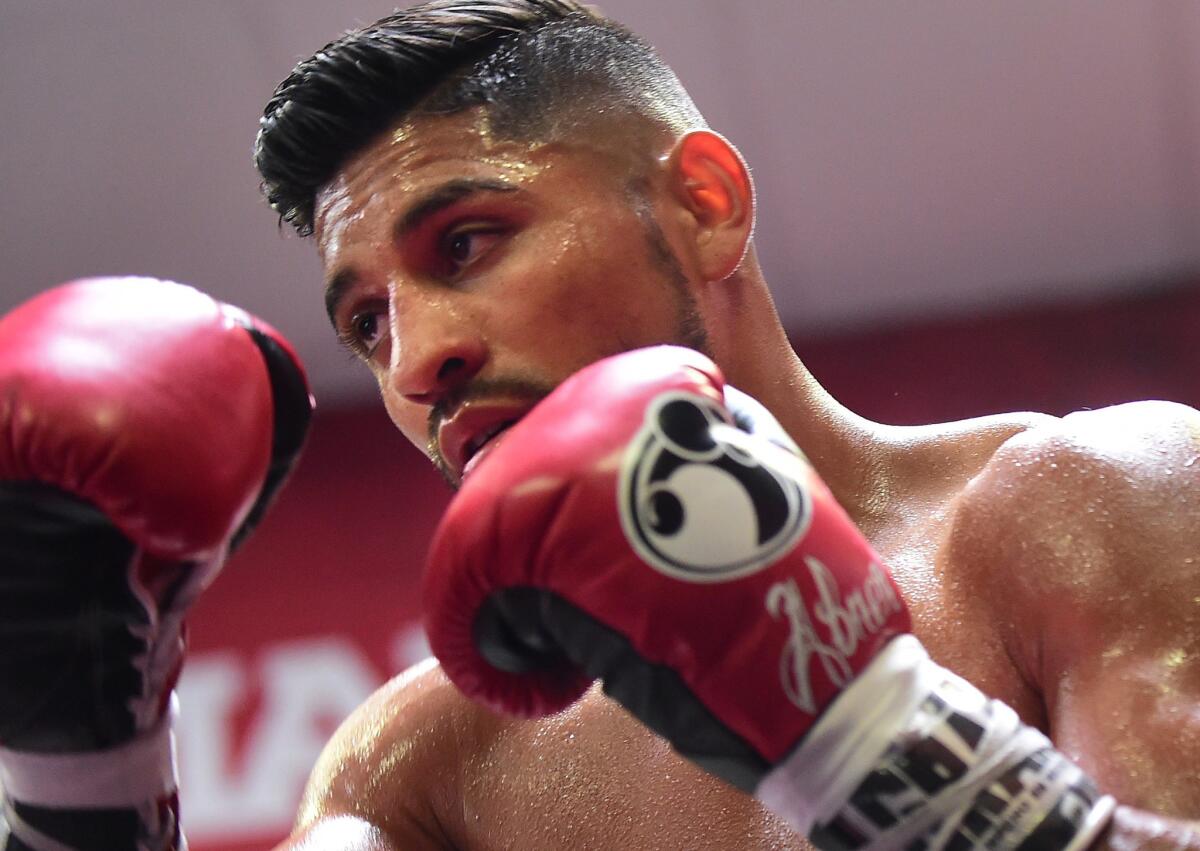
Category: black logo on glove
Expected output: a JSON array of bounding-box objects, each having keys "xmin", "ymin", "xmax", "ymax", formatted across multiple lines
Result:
[{"xmin": 618, "ymin": 391, "xmax": 810, "ymax": 582}]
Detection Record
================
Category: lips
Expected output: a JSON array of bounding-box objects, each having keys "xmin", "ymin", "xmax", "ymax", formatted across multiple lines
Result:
[
  {"xmin": 464, "ymin": 418, "xmax": 517, "ymax": 461},
  {"xmin": 437, "ymin": 401, "xmax": 537, "ymax": 484},
  {"xmin": 461, "ymin": 422, "xmax": 517, "ymax": 480}
]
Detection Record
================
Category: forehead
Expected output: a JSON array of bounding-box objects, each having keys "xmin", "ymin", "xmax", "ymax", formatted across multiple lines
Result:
[
  {"xmin": 316, "ymin": 110, "xmax": 574, "ymax": 252},
  {"xmin": 313, "ymin": 108, "xmax": 661, "ymax": 257},
  {"xmin": 317, "ymin": 112, "xmax": 508, "ymax": 241}
]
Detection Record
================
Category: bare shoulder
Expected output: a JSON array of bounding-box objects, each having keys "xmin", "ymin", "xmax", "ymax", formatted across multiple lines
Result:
[
  {"xmin": 945, "ymin": 400, "xmax": 1200, "ymax": 812},
  {"xmin": 949, "ymin": 399, "xmax": 1200, "ymax": 616},
  {"xmin": 290, "ymin": 658, "xmax": 471, "ymax": 850},
  {"xmin": 1006, "ymin": 398, "xmax": 1199, "ymax": 474},
  {"xmin": 1043, "ymin": 399, "xmax": 1200, "ymax": 472},
  {"xmin": 959, "ymin": 398, "xmax": 1197, "ymax": 535}
]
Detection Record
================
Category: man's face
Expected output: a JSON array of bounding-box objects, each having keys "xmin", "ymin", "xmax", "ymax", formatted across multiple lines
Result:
[{"xmin": 314, "ymin": 109, "xmax": 708, "ymax": 487}]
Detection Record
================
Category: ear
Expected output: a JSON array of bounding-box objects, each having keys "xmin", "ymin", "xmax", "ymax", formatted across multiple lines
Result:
[{"xmin": 668, "ymin": 130, "xmax": 755, "ymax": 281}]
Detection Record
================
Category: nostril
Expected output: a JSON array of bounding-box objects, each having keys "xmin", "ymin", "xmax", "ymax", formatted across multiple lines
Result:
[{"xmin": 438, "ymin": 356, "xmax": 466, "ymax": 383}]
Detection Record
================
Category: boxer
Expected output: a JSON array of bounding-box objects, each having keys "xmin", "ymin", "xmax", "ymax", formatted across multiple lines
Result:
[
  {"xmin": 249, "ymin": 2, "xmax": 1199, "ymax": 849},
  {"xmin": 5, "ymin": 1, "xmax": 1193, "ymax": 848},
  {"xmin": 0, "ymin": 278, "xmax": 312, "ymax": 850}
]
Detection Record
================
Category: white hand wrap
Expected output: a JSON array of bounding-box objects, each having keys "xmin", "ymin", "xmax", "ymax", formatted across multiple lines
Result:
[
  {"xmin": 0, "ymin": 697, "xmax": 178, "ymax": 809},
  {"xmin": 756, "ymin": 636, "xmax": 1114, "ymax": 851}
]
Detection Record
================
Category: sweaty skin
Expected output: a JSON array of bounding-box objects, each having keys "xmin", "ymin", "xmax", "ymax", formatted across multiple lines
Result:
[{"xmin": 278, "ymin": 109, "xmax": 1200, "ymax": 850}]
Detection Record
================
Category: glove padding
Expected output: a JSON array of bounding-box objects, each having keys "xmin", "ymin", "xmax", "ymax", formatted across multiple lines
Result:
[
  {"xmin": 0, "ymin": 276, "xmax": 313, "ymax": 752},
  {"xmin": 0, "ymin": 276, "xmax": 312, "ymax": 851},
  {"xmin": 423, "ymin": 345, "xmax": 909, "ymax": 793}
]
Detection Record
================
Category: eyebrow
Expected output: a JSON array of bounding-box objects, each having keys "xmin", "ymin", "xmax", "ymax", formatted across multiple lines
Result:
[
  {"xmin": 323, "ymin": 177, "xmax": 521, "ymax": 328},
  {"xmin": 393, "ymin": 177, "xmax": 520, "ymax": 239}
]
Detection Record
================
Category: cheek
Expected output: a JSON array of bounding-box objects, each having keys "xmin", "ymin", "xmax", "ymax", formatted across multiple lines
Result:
[
  {"xmin": 475, "ymin": 200, "xmax": 695, "ymax": 375},
  {"xmin": 512, "ymin": 216, "xmax": 679, "ymax": 330},
  {"xmin": 497, "ymin": 279, "xmax": 683, "ymax": 378}
]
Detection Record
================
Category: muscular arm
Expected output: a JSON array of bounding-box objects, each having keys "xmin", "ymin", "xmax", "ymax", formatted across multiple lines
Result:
[
  {"xmin": 272, "ymin": 659, "xmax": 467, "ymax": 851},
  {"xmin": 273, "ymin": 657, "xmax": 809, "ymax": 851},
  {"xmin": 950, "ymin": 401, "xmax": 1200, "ymax": 849}
]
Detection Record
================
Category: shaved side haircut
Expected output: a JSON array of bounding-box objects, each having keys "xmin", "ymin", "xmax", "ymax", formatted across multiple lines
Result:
[{"xmin": 255, "ymin": 0, "xmax": 706, "ymax": 237}]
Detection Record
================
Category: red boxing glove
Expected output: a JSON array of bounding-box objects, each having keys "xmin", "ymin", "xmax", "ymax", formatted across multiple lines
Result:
[
  {"xmin": 0, "ymin": 277, "xmax": 309, "ymax": 566},
  {"xmin": 0, "ymin": 277, "xmax": 312, "ymax": 850},
  {"xmin": 425, "ymin": 346, "xmax": 1115, "ymax": 851},
  {"xmin": 424, "ymin": 345, "xmax": 909, "ymax": 787}
]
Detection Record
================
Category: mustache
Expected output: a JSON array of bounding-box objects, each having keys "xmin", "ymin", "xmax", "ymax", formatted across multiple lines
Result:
[{"xmin": 426, "ymin": 376, "xmax": 556, "ymax": 481}]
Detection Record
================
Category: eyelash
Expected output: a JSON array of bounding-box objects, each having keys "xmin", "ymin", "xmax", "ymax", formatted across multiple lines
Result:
[
  {"xmin": 435, "ymin": 223, "xmax": 506, "ymax": 276},
  {"xmin": 337, "ymin": 309, "xmax": 385, "ymax": 360}
]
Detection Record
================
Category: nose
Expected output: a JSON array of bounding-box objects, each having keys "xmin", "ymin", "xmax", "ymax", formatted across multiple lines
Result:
[{"xmin": 386, "ymin": 305, "xmax": 487, "ymax": 408}]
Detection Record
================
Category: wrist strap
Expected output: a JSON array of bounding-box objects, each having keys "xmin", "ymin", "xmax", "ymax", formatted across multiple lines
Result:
[
  {"xmin": 755, "ymin": 636, "xmax": 1114, "ymax": 851},
  {"xmin": 757, "ymin": 635, "xmax": 946, "ymax": 833},
  {"xmin": 0, "ymin": 794, "xmax": 186, "ymax": 851},
  {"xmin": 0, "ymin": 697, "xmax": 177, "ymax": 809},
  {"xmin": 1, "ymin": 797, "xmax": 77, "ymax": 851}
]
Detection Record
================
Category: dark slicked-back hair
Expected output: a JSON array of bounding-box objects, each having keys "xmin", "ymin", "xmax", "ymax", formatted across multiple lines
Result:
[{"xmin": 255, "ymin": 0, "xmax": 705, "ymax": 237}]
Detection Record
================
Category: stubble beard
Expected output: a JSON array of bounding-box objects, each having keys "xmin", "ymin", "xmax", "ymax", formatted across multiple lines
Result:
[{"xmin": 629, "ymin": 181, "xmax": 712, "ymax": 358}]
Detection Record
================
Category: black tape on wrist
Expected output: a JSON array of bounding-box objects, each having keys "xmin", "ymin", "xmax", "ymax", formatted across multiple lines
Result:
[{"xmin": 809, "ymin": 682, "xmax": 1112, "ymax": 851}]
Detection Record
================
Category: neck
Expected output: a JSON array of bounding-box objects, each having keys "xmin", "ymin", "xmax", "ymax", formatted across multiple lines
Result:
[
  {"xmin": 705, "ymin": 260, "xmax": 893, "ymax": 529},
  {"xmin": 769, "ymin": 357, "xmax": 894, "ymax": 530}
]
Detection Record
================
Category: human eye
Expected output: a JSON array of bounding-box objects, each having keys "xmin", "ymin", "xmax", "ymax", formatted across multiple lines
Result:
[
  {"xmin": 336, "ymin": 305, "xmax": 388, "ymax": 361},
  {"xmin": 438, "ymin": 224, "xmax": 505, "ymax": 277}
]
